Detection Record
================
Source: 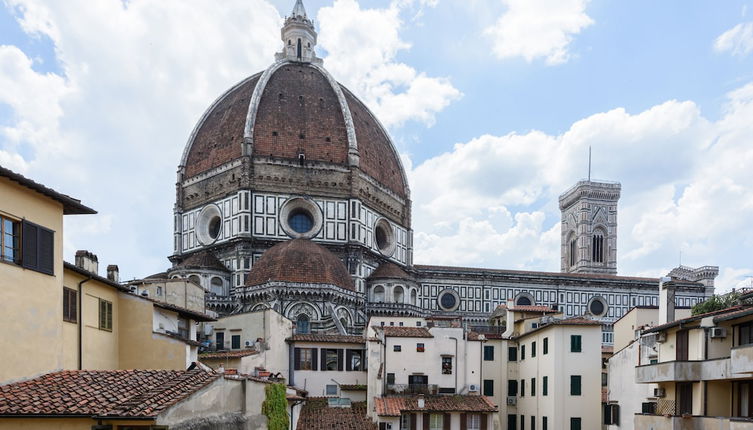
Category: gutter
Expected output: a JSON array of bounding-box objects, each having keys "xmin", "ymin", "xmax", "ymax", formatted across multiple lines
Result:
[{"xmin": 78, "ymin": 275, "xmax": 93, "ymax": 370}]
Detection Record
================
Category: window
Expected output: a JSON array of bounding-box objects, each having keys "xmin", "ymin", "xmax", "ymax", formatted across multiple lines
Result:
[
  {"xmin": 346, "ymin": 349, "xmax": 363, "ymax": 371},
  {"xmin": 570, "ymin": 418, "xmax": 581, "ymax": 430},
  {"xmin": 508, "ymin": 346, "xmax": 518, "ymax": 361},
  {"xmin": 531, "ymin": 416, "xmax": 536, "ymax": 430},
  {"xmin": 521, "ymin": 414, "xmax": 525, "ymax": 430},
  {"xmin": 98, "ymin": 299, "xmax": 112, "ymax": 331},
  {"xmin": 467, "ymin": 414, "xmax": 481, "ymax": 430},
  {"xmin": 400, "ymin": 414, "xmax": 410, "ymax": 430},
  {"xmin": 20, "ymin": 219, "xmax": 54, "ymax": 275},
  {"xmin": 571, "ymin": 335, "xmax": 582, "ymax": 353},
  {"xmin": 216, "ymin": 332, "xmax": 224, "ymax": 350},
  {"xmin": 676, "ymin": 330, "xmax": 689, "ymax": 361},
  {"xmin": 296, "ymin": 314, "xmax": 310, "ymax": 334},
  {"xmin": 417, "ymin": 343, "xmax": 425, "ymax": 352},
  {"xmin": 294, "ymin": 348, "xmax": 316, "ymax": 370},
  {"xmin": 738, "ymin": 321, "xmax": 753, "ymax": 346},
  {"xmin": 521, "ymin": 345, "xmax": 525, "ymax": 360},
  {"xmin": 532, "ymin": 341, "xmax": 537, "ymax": 357},
  {"xmin": 569, "ymin": 237, "xmax": 577, "ymax": 267},
  {"xmin": 373, "ymin": 285, "xmax": 385, "ymax": 302},
  {"xmin": 543, "ymin": 337, "xmax": 549, "ymax": 354},
  {"xmin": 324, "ymin": 349, "xmax": 339, "ymax": 371},
  {"xmin": 570, "ymin": 375, "xmax": 581, "ymax": 396},
  {"xmin": 0, "ymin": 216, "xmax": 20, "ymax": 264},
  {"xmin": 543, "ymin": 376, "xmax": 548, "ymax": 396},
  {"xmin": 542, "ymin": 417, "xmax": 547, "ymax": 430},
  {"xmin": 63, "ymin": 287, "xmax": 77, "ymax": 323},
  {"xmin": 508, "ymin": 415, "xmax": 517, "ymax": 430},
  {"xmin": 442, "ymin": 356, "xmax": 453, "ymax": 374},
  {"xmin": 531, "ymin": 378, "xmax": 536, "ymax": 396},
  {"xmin": 325, "ymin": 384, "xmax": 338, "ymax": 395},
  {"xmin": 603, "ymin": 404, "xmax": 619, "ymax": 425},
  {"xmin": 602, "ymin": 372, "xmax": 608, "ymax": 387},
  {"xmin": 429, "ymin": 414, "xmax": 444, "ymax": 430},
  {"xmin": 386, "ymin": 373, "xmax": 395, "ymax": 385},
  {"xmin": 484, "ymin": 345, "xmax": 494, "ymax": 361},
  {"xmin": 508, "ymin": 379, "xmax": 518, "ymax": 396},
  {"xmin": 521, "ymin": 379, "xmax": 525, "ymax": 397},
  {"xmin": 231, "ymin": 335, "xmax": 241, "ymax": 349},
  {"xmin": 394, "ymin": 345, "xmax": 402, "ymax": 352},
  {"xmin": 483, "ymin": 379, "xmax": 494, "ymax": 396}
]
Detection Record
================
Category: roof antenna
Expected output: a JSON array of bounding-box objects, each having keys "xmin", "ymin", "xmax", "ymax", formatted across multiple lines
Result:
[{"xmin": 587, "ymin": 146, "xmax": 592, "ymax": 182}]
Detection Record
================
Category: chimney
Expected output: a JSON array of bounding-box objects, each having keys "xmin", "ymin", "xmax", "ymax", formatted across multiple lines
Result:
[
  {"xmin": 75, "ymin": 250, "xmax": 99, "ymax": 275},
  {"xmin": 417, "ymin": 394, "xmax": 425, "ymax": 409},
  {"xmin": 502, "ymin": 299, "xmax": 515, "ymax": 338},
  {"xmin": 659, "ymin": 277, "xmax": 675, "ymax": 325},
  {"xmin": 107, "ymin": 265, "xmax": 119, "ymax": 283}
]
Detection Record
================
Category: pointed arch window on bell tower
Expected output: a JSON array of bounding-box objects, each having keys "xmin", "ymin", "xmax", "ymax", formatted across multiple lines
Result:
[{"xmin": 297, "ymin": 38, "xmax": 302, "ymax": 59}]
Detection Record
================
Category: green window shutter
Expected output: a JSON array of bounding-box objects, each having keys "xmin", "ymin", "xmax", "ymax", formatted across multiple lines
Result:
[
  {"xmin": 571, "ymin": 335, "xmax": 582, "ymax": 352},
  {"xmin": 570, "ymin": 375, "xmax": 581, "ymax": 396},
  {"xmin": 508, "ymin": 347, "xmax": 517, "ymax": 361},
  {"xmin": 570, "ymin": 418, "xmax": 581, "ymax": 430},
  {"xmin": 531, "ymin": 378, "xmax": 535, "ymax": 396},
  {"xmin": 543, "ymin": 376, "xmax": 548, "ymax": 396},
  {"xmin": 543, "ymin": 337, "xmax": 548, "ymax": 354},
  {"xmin": 532, "ymin": 342, "xmax": 536, "ymax": 357},
  {"xmin": 521, "ymin": 345, "xmax": 525, "ymax": 360}
]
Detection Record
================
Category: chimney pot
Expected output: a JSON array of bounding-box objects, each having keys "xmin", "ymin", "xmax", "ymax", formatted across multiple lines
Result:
[
  {"xmin": 107, "ymin": 264, "xmax": 119, "ymax": 283},
  {"xmin": 417, "ymin": 394, "xmax": 425, "ymax": 409},
  {"xmin": 74, "ymin": 250, "xmax": 99, "ymax": 275}
]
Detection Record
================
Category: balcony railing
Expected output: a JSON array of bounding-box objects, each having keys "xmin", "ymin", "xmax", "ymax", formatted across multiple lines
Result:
[
  {"xmin": 635, "ymin": 358, "xmax": 732, "ymax": 383},
  {"xmin": 386, "ymin": 384, "xmax": 439, "ymax": 395},
  {"xmin": 635, "ymin": 414, "xmax": 753, "ymax": 430},
  {"xmin": 470, "ymin": 325, "xmax": 506, "ymax": 335},
  {"xmin": 732, "ymin": 344, "xmax": 753, "ymax": 375}
]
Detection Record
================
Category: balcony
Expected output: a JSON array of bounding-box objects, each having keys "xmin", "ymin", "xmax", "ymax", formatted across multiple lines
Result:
[
  {"xmin": 635, "ymin": 358, "xmax": 731, "ymax": 383},
  {"xmin": 635, "ymin": 414, "xmax": 753, "ymax": 430},
  {"xmin": 732, "ymin": 344, "xmax": 753, "ymax": 375},
  {"xmin": 386, "ymin": 384, "xmax": 439, "ymax": 395}
]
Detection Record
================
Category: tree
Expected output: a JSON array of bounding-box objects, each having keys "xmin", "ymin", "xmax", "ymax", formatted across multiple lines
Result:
[
  {"xmin": 691, "ymin": 292, "xmax": 741, "ymax": 315},
  {"xmin": 262, "ymin": 383, "xmax": 289, "ymax": 430}
]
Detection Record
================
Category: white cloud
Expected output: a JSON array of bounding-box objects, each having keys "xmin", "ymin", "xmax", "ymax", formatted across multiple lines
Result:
[
  {"xmin": 484, "ymin": 0, "xmax": 593, "ymax": 65},
  {"xmin": 317, "ymin": 0, "xmax": 461, "ymax": 127},
  {"xmin": 714, "ymin": 22, "xmax": 753, "ymax": 57},
  {"xmin": 409, "ymin": 82, "xmax": 753, "ymax": 292}
]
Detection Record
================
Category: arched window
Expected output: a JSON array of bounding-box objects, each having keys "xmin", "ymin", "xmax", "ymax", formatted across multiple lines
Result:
[
  {"xmin": 188, "ymin": 275, "xmax": 201, "ymax": 287},
  {"xmin": 592, "ymin": 231, "xmax": 605, "ymax": 263},
  {"xmin": 411, "ymin": 289, "xmax": 417, "ymax": 305},
  {"xmin": 210, "ymin": 277, "xmax": 224, "ymax": 296},
  {"xmin": 373, "ymin": 285, "xmax": 385, "ymax": 302},
  {"xmin": 393, "ymin": 286, "xmax": 404, "ymax": 303},
  {"xmin": 297, "ymin": 38, "xmax": 302, "ymax": 59},
  {"xmin": 569, "ymin": 237, "xmax": 577, "ymax": 267},
  {"xmin": 296, "ymin": 314, "xmax": 310, "ymax": 334},
  {"xmin": 340, "ymin": 317, "xmax": 348, "ymax": 330}
]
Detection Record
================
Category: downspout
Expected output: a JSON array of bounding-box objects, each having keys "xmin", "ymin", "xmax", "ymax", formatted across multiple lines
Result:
[
  {"xmin": 449, "ymin": 337, "xmax": 458, "ymax": 392},
  {"xmin": 77, "ymin": 276, "xmax": 93, "ymax": 370},
  {"xmin": 288, "ymin": 343, "xmax": 295, "ymax": 386}
]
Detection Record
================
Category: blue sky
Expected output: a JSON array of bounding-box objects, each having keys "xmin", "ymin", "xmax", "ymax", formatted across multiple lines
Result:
[{"xmin": 1, "ymin": 0, "xmax": 753, "ymax": 291}]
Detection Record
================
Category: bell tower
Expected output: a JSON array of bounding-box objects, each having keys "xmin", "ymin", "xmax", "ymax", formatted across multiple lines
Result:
[
  {"xmin": 559, "ymin": 180, "xmax": 621, "ymax": 275},
  {"xmin": 276, "ymin": 0, "xmax": 322, "ymax": 64}
]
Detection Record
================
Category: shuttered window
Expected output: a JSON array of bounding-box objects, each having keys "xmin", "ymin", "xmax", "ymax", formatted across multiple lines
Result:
[
  {"xmin": 483, "ymin": 345, "xmax": 494, "ymax": 361},
  {"xmin": 508, "ymin": 347, "xmax": 517, "ymax": 361},
  {"xmin": 63, "ymin": 287, "xmax": 77, "ymax": 323},
  {"xmin": 293, "ymin": 347, "xmax": 317, "ymax": 370},
  {"xmin": 98, "ymin": 299, "xmax": 113, "ymax": 331},
  {"xmin": 570, "ymin": 375, "xmax": 581, "ymax": 396},
  {"xmin": 531, "ymin": 342, "xmax": 536, "ymax": 357},
  {"xmin": 543, "ymin": 337, "xmax": 549, "ymax": 354},
  {"xmin": 483, "ymin": 379, "xmax": 494, "ymax": 396},
  {"xmin": 570, "ymin": 418, "xmax": 581, "ymax": 430},
  {"xmin": 21, "ymin": 220, "xmax": 54, "ymax": 275},
  {"xmin": 570, "ymin": 335, "xmax": 582, "ymax": 353},
  {"xmin": 508, "ymin": 379, "xmax": 518, "ymax": 396},
  {"xmin": 543, "ymin": 376, "xmax": 548, "ymax": 396}
]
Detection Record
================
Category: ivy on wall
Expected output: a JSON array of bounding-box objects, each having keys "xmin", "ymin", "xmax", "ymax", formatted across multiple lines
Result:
[{"xmin": 262, "ymin": 383, "xmax": 289, "ymax": 430}]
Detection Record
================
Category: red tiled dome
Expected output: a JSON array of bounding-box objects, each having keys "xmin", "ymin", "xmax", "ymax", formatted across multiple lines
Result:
[
  {"xmin": 180, "ymin": 62, "xmax": 409, "ymax": 199},
  {"xmin": 368, "ymin": 262, "xmax": 413, "ymax": 281},
  {"xmin": 245, "ymin": 239, "xmax": 354, "ymax": 291}
]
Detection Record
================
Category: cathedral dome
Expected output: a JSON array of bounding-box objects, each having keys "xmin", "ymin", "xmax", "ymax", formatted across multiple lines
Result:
[
  {"xmin": 179, "ymin": 61, "xmax": 409, "ymax": 199},
  {"xmin": 244, "ymin": 238, "xmax": 354, "ymax": 291}
]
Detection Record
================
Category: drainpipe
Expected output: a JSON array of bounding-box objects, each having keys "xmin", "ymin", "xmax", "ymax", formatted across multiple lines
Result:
[
  {"xmin": 288, "ymin": 343, "xmax": 295, "ymax": 386},
  {"xmin": 449, "ymin": 337, "xmax": 458, "ymax": 392},
  {"xmin": 77, "ymin": 276, "xmax": 93, "ymax": 370}
]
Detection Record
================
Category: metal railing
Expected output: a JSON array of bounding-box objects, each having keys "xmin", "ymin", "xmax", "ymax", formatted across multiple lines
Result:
[
  {"xmin": 656, "ymin": 399, "xmax": 676, "ymax": 416},
  {"xmin": 386, "ymin": 384, "xmax": 438, "ymax": 395}
]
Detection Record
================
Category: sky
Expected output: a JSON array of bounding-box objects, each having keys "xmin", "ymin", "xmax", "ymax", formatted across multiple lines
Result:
[{"xmin": 1, "ymin": 0, "xmax": 753, "ymax": 292}]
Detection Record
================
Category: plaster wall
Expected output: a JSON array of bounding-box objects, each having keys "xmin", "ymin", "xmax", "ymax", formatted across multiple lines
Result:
[{"xmin": 291, "ymin": 340, "xmax": 367, "ymax": 396}]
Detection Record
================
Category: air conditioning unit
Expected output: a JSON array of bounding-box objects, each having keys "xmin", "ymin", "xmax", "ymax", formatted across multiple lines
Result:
[
  {"xmin": 469, "ymin": 384, "xmax": 479, "ymax": 392},
  {"xmin": 710, "ymin": 327, "xmax": 727, "ymax": 338},
  {"xmin": 506, "ymin": 396, "xmax": 517, "ymax": 406},
  {"xmin": 654, "ymin": 388, "xmax": 666, "ymax": 398},
  {"xmin": 656, "ymin": 333, "xmax": 667, "ymax": 343}
]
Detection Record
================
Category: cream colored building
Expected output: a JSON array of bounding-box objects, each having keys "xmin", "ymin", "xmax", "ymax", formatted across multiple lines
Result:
[
  {"xmin": 612, "ymin": 305, "xmax": 691, "ymax": 351},
  {"xmin": 0, "ymin": 167, "xmax": 95, "ymax": 384}
]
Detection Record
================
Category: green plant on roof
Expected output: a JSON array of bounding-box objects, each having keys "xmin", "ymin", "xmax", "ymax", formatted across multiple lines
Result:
[
  {"xmin": 691, "ymin": 291, "xmax": 746, "ymax": 315},
  {"xmin": 262, "ymin": 383, "xmax": 289, "ymax": 430}
]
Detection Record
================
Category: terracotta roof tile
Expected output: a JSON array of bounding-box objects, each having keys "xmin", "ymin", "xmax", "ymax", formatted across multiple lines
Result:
[
  {"xmin": 0, "ymin": 166, "xmax": 96, "ymax": 214},
  {"xmin": 174, "ymin": 250, "xmax": 229, "ymax": 273},
  {"xmin": 245, "ymin": 239, "xmax": 354, "ymax": 291},
  {"xmin": 378, "ymin": 326, "xmax": 433, "ymax": 338},
  {"xmin": 644, "ymin": 305, "xmax": 750, "ymax": 334},
  {"xmin": 368, "ymin": 262, "xmax": 413, "ymax": 281},
  {"xmin": 296, "ymin": 398, "xmax": 377, "ymax": 430},
  {"xmin": 199, "ymin": 349, "xmax": 259, "ymax": 359},
  {"xmin": 0, "ymin": 370, "xmax": 218, "ymax": 418},
  {"xmin": 287, "ymin": 334, "xmax": 365, "ymax": 344},
  {"xmin": 374, "ymin": 395, "xmax": 497, "ymax": 417}
]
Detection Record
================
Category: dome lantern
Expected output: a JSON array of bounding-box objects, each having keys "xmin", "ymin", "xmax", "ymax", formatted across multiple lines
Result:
[{"xmin": 276, "ymin": 0, "xmax": 321, "ymax": 64}]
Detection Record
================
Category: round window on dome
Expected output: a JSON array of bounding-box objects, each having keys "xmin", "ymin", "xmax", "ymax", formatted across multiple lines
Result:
[
  {"xmin": 196, "ymin": 204, "xmax": 223, "ymax": 245},
  {"xmin": 437, "ymin": 289, "xmax": 460, "ymax": 312},
  {"xmin": 288, "ymin": 209, "xmax": 314, "ymax": 234},
  {"xmin": 588, "ymin": 296, "xmax": 608, "ymax": 317},
  {"xmin": 373, "ymin": 218, "xmax": 396, "ymax": 257},
  {"xmin": 279, "ymin": 197, "xmax": 323, "ymax": 239},
  {"xmin": 208, "ymin": 216, "xmax": 221, "ymax": 239}
]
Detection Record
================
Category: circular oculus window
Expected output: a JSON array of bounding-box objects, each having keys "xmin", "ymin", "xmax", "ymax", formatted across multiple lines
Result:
[
  {"xmin": 437, "ymin": 289, "xmax": 460, "ymax": 312},
  {"xmin": 196, "ymin": 204, "xmax": 223, "ymax": 245},
  {"xmin": 588, "ymin": 296, "xmax": 608, "ymax": 317},
  {"xmin": 279, "ymin": 197, "xmax": 323, "ymax": 239},
  {"xmin": 373, "ymin": 218, "xmax": 397, "ymax": 257}
]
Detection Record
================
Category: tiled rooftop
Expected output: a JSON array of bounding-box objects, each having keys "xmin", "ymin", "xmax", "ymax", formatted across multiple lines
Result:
[
  {"xmin": 287, "ymin": 334, "xmax": 365, "ymax": 344},
  {"xmin": 0, "ymin": 369, "xmax": 218, "ymax": 418},
  {"xmin": 296, "ymin": 397, "xmax": 377, "ymax": 430},
  {"xmin": 199, "ymin": 349, "xmax": 259, "ymax": 359},
  {"xmin": 374, "ymin": 395, "xmax": 497, "ymax": 417},
  {"xmin": 379, "ymin": 326, "xmax": 433, "ymax": 338}
]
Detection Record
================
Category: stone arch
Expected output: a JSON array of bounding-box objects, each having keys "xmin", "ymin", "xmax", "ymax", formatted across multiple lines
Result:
[
  {"xmin": 393, "ymin": 285, "xmax": 405, "ymax": 303},
  {"xmin": 372, "ymin": 285, "xmax": 385, "ymax": 303}
]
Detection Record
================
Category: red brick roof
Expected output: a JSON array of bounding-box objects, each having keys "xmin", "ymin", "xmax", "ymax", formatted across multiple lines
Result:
[
  {"xmin": 297, "ymin": 398, "xmax": 377, "ymax": 430},
  {"xmin": 0, "ymin": 166, "xmax": 96, "ymax": 214},
  {"xmin": 379, "ymin": 326, "xmax": 433, "ymax": 338},
  {"xmin": 374, "ymin": 395, "xmax": 497, "ymax": 417},
  {"xmin": 174, "ymin": 250, "xmax": 229, "ymax": 273},
  {"xmin": 0, "ymin": 370, "xmax": 218, "ymax": 418},
  {"xmin": 199, "ymin": 349, "xmax": 259, "ymax": 359},
  {"xmin": 288, "ymin": 334, "xmax": 365, "ymax": 344},
  {"xmin": 368, "ymin": 262, "xmax": 413, "ymax": 281},
  {"xmin": 245, "ymin": 239, "xmax": 354, "ymax": 291}
]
